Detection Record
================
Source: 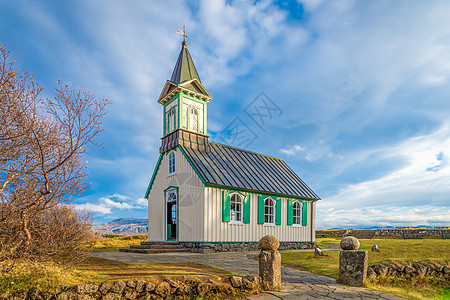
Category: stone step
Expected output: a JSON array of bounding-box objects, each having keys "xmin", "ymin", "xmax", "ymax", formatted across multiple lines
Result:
[
  {"xmin": 130, "ymin": 244, "xmax": 185, "ymax": 249},
  {"xmin": 140, "ymin": 241, "xmax": 180, "ymax": 245},
  {"xmin": 119, "ymin": 247, "xmax": 190, "ymax": 254}
]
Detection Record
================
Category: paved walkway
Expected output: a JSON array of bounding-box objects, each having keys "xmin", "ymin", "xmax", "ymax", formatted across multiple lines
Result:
[{"xmin": 91, "ymin": 251, "xmax": 405, "ymax": 300}]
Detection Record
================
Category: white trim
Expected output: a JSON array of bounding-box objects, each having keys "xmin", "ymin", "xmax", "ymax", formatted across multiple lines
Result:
[
  {"xmin": 264, "ymin": 197, "xmax": 276, "ymax": 225},
  {"xmin": 230, "ymin": 192, "xmax": 244, "ymax": 223},
  {"xmin": 229, "ymin": 221, "xmax": 245, "ymax": 226}
]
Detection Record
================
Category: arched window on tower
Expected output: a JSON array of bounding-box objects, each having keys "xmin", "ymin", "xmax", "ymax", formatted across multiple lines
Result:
[
  {"xmin": 167, "ymin": 108, "xmax": 175, "ymax": 133},
  {"xmin": 188, "ymin": 107, "xmax": 198, "ymax": 132}
]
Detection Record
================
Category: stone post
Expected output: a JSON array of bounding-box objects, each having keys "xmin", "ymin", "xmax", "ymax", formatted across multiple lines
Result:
[
  {"xmin": 338, "ymin": 236, "xmax": 368, "ymax": 286},
  {"xmin": 258, "ymin": 235, "xmax": 281, "ymax": 290}
]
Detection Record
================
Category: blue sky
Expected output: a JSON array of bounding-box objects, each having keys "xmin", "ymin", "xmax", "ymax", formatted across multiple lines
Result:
[{"xmin": 1, "ymin": 0, "xmax": 449, "ymax": 229}]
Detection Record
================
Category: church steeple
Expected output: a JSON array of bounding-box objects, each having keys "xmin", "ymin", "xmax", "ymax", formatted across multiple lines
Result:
[
  {"xmin": 170, "ymin": 41, "xmax": 201, "ymax": 84},
  {"xmin": 158, "ymin": 40, "xmax": 212, "ymax": 153}
]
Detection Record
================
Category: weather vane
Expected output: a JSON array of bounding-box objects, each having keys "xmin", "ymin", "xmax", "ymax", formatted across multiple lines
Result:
[{"xmin": 176, "ymin": 26, "xmax": 187, "ymax": 42}]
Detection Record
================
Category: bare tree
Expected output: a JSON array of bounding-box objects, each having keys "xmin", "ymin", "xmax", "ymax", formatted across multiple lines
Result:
[{"xmin": 0, "ymin": 43, "xmax": 110, "ymax": 269}]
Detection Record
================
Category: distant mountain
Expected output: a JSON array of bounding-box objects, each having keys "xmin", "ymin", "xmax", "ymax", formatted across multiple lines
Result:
[{"xmin": 91, "ymin": 218, "xmax": 148, "ymax": 235}]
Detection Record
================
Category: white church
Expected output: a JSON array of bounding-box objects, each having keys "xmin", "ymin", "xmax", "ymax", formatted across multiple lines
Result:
[{"xmin": 144, "ymin": 40, "xmax": 320, "ymax": 252}]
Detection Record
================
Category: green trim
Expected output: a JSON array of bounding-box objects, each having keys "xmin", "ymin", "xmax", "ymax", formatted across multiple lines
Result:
[
  {"xmin": 222, "ymin": 190, "xmax": 230, "ymax": 222},
  {"xmin": 302, "ymin": 201, "xmax": 308, "ymax": 226},
  {"xmin": 275, "ymin": 199, "xmax": 282, "ymax": 225},
  {"xmin": 257, "ymin": 195, "xmax": 264, "ymax": 224},
  {"xmin": 177, "ymin": 96, "xmax": 181, "ymax": 130},
  {"xmin": 178, "ymin": 145, "xmax": 206, "ymax": 185},
  {"xmin": 177, "ymin": 240, "xmax": 316, "ymax": 243},
  {"xmin": 287, "ymin": 199, "xmax": 293, "ymax": 225},
  {"xmin": 164, "ymin": 186, "xmax": 179, "ymax": 241},
  {"xmin": 203, "ymin": 102, "xmax": 207, "ymax": 135},
  {"xmin": 243, "ymin": 194, "xmax": 250, "ymax": 224},
  {"xmin": 144, "ymin": 154, "xmax": 164, "ymax": 198}
]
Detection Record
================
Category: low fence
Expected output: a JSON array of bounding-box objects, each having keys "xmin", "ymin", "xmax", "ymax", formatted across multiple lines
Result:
[{"xmin": 316, "ymin": 228, "xmax": 450, "ymax": 239}]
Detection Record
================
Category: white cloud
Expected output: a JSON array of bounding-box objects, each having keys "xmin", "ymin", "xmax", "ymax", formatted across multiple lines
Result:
[
  {"xmin": 280, "ymin": 144, "xmax": 305, "ymax": 156},
  {"xmin": 76, "ymin": 203, "xmax": 112, "ymax": 215},
  {"xmin": 135, "ymin": 198, "xmax": 148, "ymax": 207}
]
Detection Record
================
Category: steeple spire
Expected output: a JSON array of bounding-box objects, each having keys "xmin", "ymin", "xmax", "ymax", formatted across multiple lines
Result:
[{"xmin": 170, "ymin": 40, "xmax": 201, "ymax": 84}]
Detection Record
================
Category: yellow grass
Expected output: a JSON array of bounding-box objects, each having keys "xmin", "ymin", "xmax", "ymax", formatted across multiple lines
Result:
[{"xmin": 81, "ymin": 234, "xmax": 147, "ymax": 252}]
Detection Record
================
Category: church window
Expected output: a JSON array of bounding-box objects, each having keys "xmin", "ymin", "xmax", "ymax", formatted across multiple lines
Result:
[
  {"xmin": 188, "ymin": 107, "xmax": 198, "ymax": 132},
  {"xmin": 167, "ymin": 108, "xmax": 176, "ymax": 133},
  {"xmin": 171, "ymin": 203, "xmax": 177, "ymax": 223},
  {"xmin": 168, "ymin": 151, "xmax": 176, "ymax": 175},
  {"xmin": 293, "ymin": 201, "xmax": 302, "ymax": 225},
  {"xmin": 230, "ymin": 193, "xmax": 243, "ymax": 223},
  {"xmin": 264, "ymin": 198, "xmax": 275, "ymax": 225}
]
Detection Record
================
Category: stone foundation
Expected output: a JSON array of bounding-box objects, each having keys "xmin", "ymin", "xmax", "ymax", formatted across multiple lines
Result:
[{"xmin": 180, "ymin": 241, "xmax": 316, "ymax": 253}]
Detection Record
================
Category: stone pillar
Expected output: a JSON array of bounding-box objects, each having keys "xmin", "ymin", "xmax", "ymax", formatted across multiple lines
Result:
[
  {"xmin": 338, "ymin": 236, "xmax": 368, "ymax": 286},
  {"xmin": 258, "ymin": 235, "xmax": 281, "ymax": 290}
]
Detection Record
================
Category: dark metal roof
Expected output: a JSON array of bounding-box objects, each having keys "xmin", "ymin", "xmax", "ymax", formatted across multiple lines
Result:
[
  {"xmin": 170, "ymin": 41, "xmax": 201, "ymax": 84},
  {"xmin": 180, "ymin": 142, "xmax": 320, "ymax": 200}
]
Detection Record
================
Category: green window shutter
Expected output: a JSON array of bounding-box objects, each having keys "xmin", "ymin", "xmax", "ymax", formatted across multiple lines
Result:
[
  {"xmin": 276, "ymin": 199, "xmax": 282, "ymax": 225},
  {"xmin": 302, "ymin": 201, "xmax": 308, "ymax": 226},
  {"xmin": 243, "ymin": 194, "xmax": 251, "ymax": 224},
  {"xmin": 257, "ymin": 195, "xmax": 264, "ymax": 224},
  {"xmin": 287, "ymin": 199, "xmax": 293, "ymax": 225},
  {"xmin": 222, "ymin": 190, "xmax": 230, "ymax": 222}
]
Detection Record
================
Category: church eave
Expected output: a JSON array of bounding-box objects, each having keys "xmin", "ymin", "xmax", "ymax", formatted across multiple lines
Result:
[{"xmin": 158, "ymin": 85, "xmax": 212, "ymax": 105}]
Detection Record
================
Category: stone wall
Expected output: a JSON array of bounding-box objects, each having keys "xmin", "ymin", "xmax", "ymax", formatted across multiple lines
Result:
[
  {"xmin": 316, "ymin": 229, "xmax": 450, "ymax": 239},
  {"xmin": 180, "ymin": 241, "xmax": 316, "ymax": 253},
  {"xmin": 2, "ymin": 276, "xmax": 262, "ymax": 300},
  {"xmin": 367, "ymin": 262, "xmax": 450, "ymax": 279}
]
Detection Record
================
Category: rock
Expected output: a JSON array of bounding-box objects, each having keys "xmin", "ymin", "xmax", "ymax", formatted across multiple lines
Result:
[
  {"xmin": 102, "ymin": 293, "xmax": 121, "ymax": 300},
  {"xmin": 230, "ymin": 276, "xmax": 243, "ymax": 288},
  {"xmin": 259, "ymin": 235, "xmax": 280, "ymax": 251},
  {"xmin": 110, "ymin": 281, "xmax": 126, "ymax": 294},
  {"xmin": 197, "ymin": 283, "xmax": 212, "ymax": 296},
  {"xmin": 145, "ymin": 282, "xmax": 156, "ymax": 292},
  {"xmin": 175, "ymin": 283, "xmax": 189, "ymax": 295},
  {"xmin": 340, "ymin": 236, "xmax": 360, "ymax": 250},
  {"xmin": 123, "ymin": 287, "xmax": 137, "ymax": 300},
  {"xmin": 443, "ymin": 266, "xmax": 450, "ymax": 275},
  {"xmin": 99, "ymin": 283, "xmax": 112, "ymax": 295},
  {"xmin": 72, "ymin": 284, "xmax": 98, "ymax": 294},
  {"xmin": 126, "ymin": 281, "xmax": 136, "ymax": 288},
  {"xmin": 434, "ymin": 264, "xmax": 444, "ymax": 273},
  {"xmin": 248, "ymin": 276, "xmax": 261, "ymax": 287},
  {"xmin": 366, "ymin": 267, "xmax": 376, "ymax": 279},
  {"xmin": 242, "ymin": 278, "xmax": 255, "ymax": 290},
  {"xmin": 154, "ymin": 282, "xmax": 171, "ymax": 297},
  {"xmin": 403, "ymin": 266, "xmax": 414, "ymax": 275},
  {"xmin": 164, "ymin": 279, "xmax": 178, "ymax": 288},
  {"xmin": 259, "ymin": 250, "xmax": 281, "ymax": 290},
  {"xmin": 26, "ymin": 288, "xmax": 43, "ymax": 300},
  {"xmin": 135, "ymin": 281, "xmax": 146, "ymax": 293},
  {"xmin": 56, "ymin": 292, "xmax": 76, "ymax": 300},
  {"xmin": 395, "ymin": 264, "xmax": 405, "ymax": 273},
  {"xmin": 338, "ymin": 250, "xmax": 368, "ymax": 286},
  {"xmin": 373, "ymin": 264, "xmax": 389, "ymax": 276},
  {"xmin": 413, "ymin": 263, "xmax": 427, "ymax": 276}
]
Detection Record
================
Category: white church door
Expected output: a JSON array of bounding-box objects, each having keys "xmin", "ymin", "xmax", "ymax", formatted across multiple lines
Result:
[{"xmin": 166, "ymin": 189, "xmax": 177, "ymax": 240}]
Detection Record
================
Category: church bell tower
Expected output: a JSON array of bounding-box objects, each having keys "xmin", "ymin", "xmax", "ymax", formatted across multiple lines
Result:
[{"xmin": 158, "ymin": 40, "xmax": 212, "ymax": 153}]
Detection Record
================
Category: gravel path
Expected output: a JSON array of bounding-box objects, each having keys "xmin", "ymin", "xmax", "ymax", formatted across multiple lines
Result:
[{"xmin": 91, "ymin": 251, "xmax": 405, "ymax": 299}]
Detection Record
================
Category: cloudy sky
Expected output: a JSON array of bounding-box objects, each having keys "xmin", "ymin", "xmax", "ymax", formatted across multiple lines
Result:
[{"xmin": 1, "ymin": 0, "xmax": 449, "ymax": 229}]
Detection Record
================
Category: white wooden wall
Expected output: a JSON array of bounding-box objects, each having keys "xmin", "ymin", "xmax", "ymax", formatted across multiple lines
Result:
[
  {"xmin": 147, "ymin": 148, "xmax": 205, "ymax": 241},
  {"xmin": 202, "ymin": 187, "xmax": 316, "ymax": 242}
]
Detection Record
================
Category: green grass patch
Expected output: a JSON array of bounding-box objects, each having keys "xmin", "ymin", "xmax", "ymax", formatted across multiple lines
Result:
[
  {"xmin": 81, "ymin": 234, "xmax": 148, "ymax": 252},
  {"xmin": 282, "ymin": 238, "xmax": 450, "ymax": 299}
]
